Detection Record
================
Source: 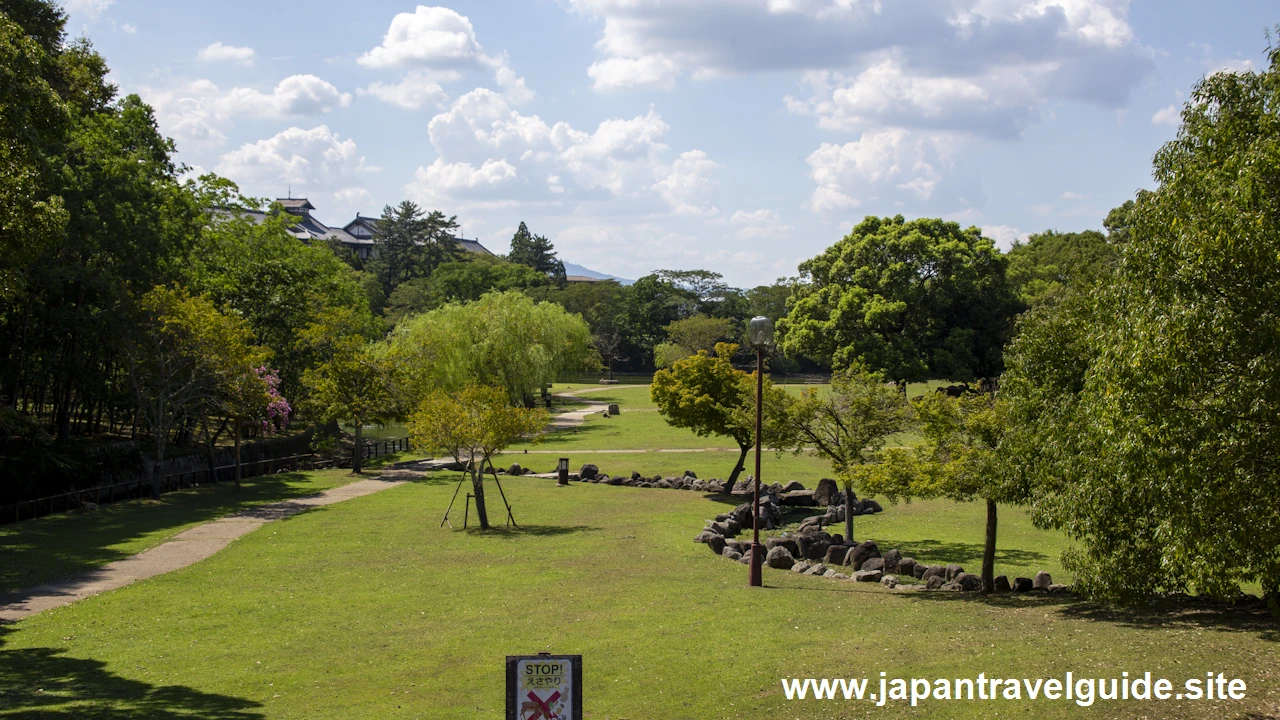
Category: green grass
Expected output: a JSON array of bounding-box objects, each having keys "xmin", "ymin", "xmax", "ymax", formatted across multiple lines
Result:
[
  {"xmin": 2, "ymin": 473, "xmax": 1276, "ymax": 719},
  {"xmin": 0, "ymin": 468, "xmax": 363, "ymax": 594}
]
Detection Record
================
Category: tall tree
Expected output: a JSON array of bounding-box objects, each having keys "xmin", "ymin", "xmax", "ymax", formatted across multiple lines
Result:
[
  {"xmin": 368, "ymin": 201, "xmax": 427, "ymax": 300},
  {"xmin": 653, "ymin": 316, "xmax": 736, "ymax": 368},
  {"xmin": 780, "ymin": 216, "xmax": 1019, "ymax": 382},
  {"xmin": 385, "ymin": 255, "xmax": 548, "ymax": 322},
  {"xmin": 650, "ymin": 343, "xmax": 794, "ymax": 485},
  {"xmin": 507, "ymin": 222, "xmax": 566, "ymax": 284},
  {"xmin": 301, "ymin": 330, "xmax": 395, "ymax": 475},
  {"xmin": 1005, "ymin": 230, "xmax": 1117, "ymax": 308},
  {"xmin": 1004, "ymin": 42, "xmax": 1280, "ymax": 612}
]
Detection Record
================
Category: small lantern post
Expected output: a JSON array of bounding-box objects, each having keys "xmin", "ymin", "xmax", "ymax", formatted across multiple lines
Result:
[{"xmin": 557, "ymin": 457, "xmax": 570, "ymax": 487}]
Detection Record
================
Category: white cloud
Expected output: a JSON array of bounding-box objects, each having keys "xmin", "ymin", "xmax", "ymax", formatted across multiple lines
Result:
[
  {"xmin": 1192, "ymin": 42, "xmax": 1256, "ymax": 76},
  {"xmin": 1151, "ymin": 103, "xmax": 1180, "ymax": 126},
  {"xmin": 406, "ymin": 88, "xmax": 694, "ymax": 212},
  {"xmin": 495, "ymin": 64, "xmax": 536, "ymax": 105},
  {"xmin": 804, "ymin": 128, "xmax": 982, "ymax": 214},
  {"xmin": 359, "ymin": 72, "xmax": 447, "ymax": 110},
  {"xmin": 730, "ymin": 209, "xmax": 794, "ymax": 240},
  {"xmin": 653, "ymin": 150, "xmax": 719, "ymax": 216},
  {"xmin": 1060, "ymin": 191, "xmax": 1087, "ymax": 200},
  {"xmin": 588, "ymin": 55, "xmax": 681, "ymax": 92},
  {"xmin": 981, "ymin": 224, "xmax": 1029, "ymax": 251},
  {"xmin": 215, "ymin": 125, "xmax": 374, "ymax": 203},
  {"xmin": 62, "ymin": 0, "xmax": 112, "ymax": 22},
  {"xmin": 142, "ymin": 75, "xmax": 352, "ymax": 152},
  {"xmin": 358, "ymin": 6, "xmax": 495, "ymax": 70},
  {"xmin": 120, "ymin": 23, "xmax": 136, "ymax": 34},
  {"xmin": 198, "ymin": 42, "xmax": 255, "ymax": 65}
]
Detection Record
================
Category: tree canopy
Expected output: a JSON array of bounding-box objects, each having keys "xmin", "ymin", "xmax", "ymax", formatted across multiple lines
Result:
[
  {"xmin": 779, "ymin": 216, "xmax": 1019, "ymax": 382},
  {"xmin": 507, "ymin": 222, "xmax": 565, "ymax": 284}
]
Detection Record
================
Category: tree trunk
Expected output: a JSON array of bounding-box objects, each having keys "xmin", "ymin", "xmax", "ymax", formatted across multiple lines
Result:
[
  {"xmin": 353, "ymin": 423, "xmax": 363, "ymax": 474},
  {"xmin": 982, "ymin": 498, "xmax": 997, "ymax": 594},
  {"xmin": 233, "ymin": 422, "xmax": 242, "ymax": 491},
  {"xmin": 844, "ymin": 487, "xmax": 856, "ymax": 543},
  {"xmin": 726, "ymin": 443, "xmax": 750, "ymax": 489},
  {"xmin": 471, "ymin": 465, "xmax": 491, "ymax": 529}
]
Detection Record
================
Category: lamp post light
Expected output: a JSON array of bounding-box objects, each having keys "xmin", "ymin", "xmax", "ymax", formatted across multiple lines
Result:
[{"xmin": 747, "ymin": 316, "xmax": 775, "ymax": 588}]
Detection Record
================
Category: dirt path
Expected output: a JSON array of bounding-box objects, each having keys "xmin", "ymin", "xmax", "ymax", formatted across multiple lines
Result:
[{"xmin": 0, "ymin": 471, "xmax": 417, "ymax": 624}]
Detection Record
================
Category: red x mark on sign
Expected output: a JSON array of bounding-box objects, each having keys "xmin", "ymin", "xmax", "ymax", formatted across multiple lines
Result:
[{"xmin": 526, "ymin": 690, "xmax": 561, "ymax": 720}]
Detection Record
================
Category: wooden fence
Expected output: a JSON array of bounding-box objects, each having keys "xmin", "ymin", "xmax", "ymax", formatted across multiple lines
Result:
[{"xmin": 360, "ymin": 436, "xmax": 412, "ymax": 460}]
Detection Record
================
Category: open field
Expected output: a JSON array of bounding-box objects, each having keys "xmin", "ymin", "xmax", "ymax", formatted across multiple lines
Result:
[{"xmin": 1, "ymin": 470, "xmax": 1276, "ymax": 719}]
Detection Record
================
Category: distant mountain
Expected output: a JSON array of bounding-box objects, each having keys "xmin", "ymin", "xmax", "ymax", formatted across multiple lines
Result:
[{"xmin": 562, "ymin": 261, "xmax": 634, "ymax": 285}]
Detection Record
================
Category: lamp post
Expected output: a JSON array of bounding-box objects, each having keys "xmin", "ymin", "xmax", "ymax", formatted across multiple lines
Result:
[{"xmin": 747, "ymin": 316, "xmax": 775, "ymax": 587}]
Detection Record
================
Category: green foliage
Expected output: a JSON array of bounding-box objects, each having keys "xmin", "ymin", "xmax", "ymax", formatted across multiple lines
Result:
[
  {"xmin": 526, "ymin": 280, "xmax": 632, "ymax": 373},
  {"xmin": 366, "ymin": 201, "xmax": 462, "ymax": 300},
  {"xmin": 1004, "ymin": 43, "xmax": 1280, "ymax": 608},
  {"xmin": 385, "ymin": 255, "xmax": 548, "ymax": 321},
  {"xmin": 300, "ymin": 317, "xmax": 395, "ymax": 473},
  {"xmin": 1005, "ymin": 230, "xmax": 1117, "ymax": 307},
  {"xmin": 654, "ymin": 315, "xmax": 735, "ymax": 367},
  {"xmin": 388, "ymin": 291, "xmax": 595, "ymax": 407},
  {"xmin": 744, "ymin": 279, "xmax": 795, "ymax": 321},
  {"xmin": 650, "ymin": 342, "xmax": 793, "ymax": 483},
  {"xmin": 408, "ymin": 385, "xmax": 547, "ymax": 529},
  {"xmin": 507, "ymin": 221, "xmax": 565, "ymax": 284},
  {"xmin": 654, "ymin": 269, "xmax": 745, "ymax": 319},
  {"xmin": 184, "ymin": 177, "xmax": 375, "ymax": 399},
  {"xmin": 126, "ymin": 286, "xmax": 269, "ymax": 477},
  {"xmin": 779, "ymin": 216, "xmax": 1019, "ymax": 381}
]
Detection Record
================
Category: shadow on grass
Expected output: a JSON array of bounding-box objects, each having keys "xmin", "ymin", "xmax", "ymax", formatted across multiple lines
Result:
[
  {"xmin": 0, "ymin": 626, "xmax": 263, "ymax": 719},
  {"xmin": 0, "ymin": 472, "xmax": 340, "ymax": 594},
  {"xmin": 460, "ymin": 524, "xmax": 599, "ymax": 538},
  {"xmin": 894, "ymin": 587, "xmax": 1280, "ymax": 642}
]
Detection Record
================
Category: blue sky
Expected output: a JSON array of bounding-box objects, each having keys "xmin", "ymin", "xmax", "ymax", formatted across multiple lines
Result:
[{"xmin": 63, "ymin": 0, "xmax": 1275, "ymax": 286}]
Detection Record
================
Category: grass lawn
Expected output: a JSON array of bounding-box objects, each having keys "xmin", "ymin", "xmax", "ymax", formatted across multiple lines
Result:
[
  {"xmin": 1, "ymin": 471, "xmax": 1275, "ymax": 719},
  {"xmin": 0, "ymin": 465, "xmax": 383, "ymax": 594}
]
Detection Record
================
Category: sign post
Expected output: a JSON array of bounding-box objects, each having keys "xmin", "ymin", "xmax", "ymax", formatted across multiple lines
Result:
[{"xmin": 506, "ymin": 654, "xmax": 582, "ymax": 720}]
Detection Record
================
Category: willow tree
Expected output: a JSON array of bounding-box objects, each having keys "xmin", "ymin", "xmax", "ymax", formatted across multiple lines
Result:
[{"xmin": 388, "ymin": 290, "xmax": 595, "ymax": 407}]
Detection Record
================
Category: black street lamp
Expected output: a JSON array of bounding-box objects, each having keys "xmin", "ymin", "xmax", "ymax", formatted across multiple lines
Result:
[{"xmin": 747, "ymin": 315, "xmax": 775, "ymax": 587}]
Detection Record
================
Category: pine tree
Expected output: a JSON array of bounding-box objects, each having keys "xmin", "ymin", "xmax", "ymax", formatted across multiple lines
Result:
[{"xmin": 508, "ymin": 222, "xmax": 566, "ymax": 284}]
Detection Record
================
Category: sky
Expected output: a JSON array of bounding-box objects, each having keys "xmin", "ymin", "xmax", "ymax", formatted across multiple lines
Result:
[{"xmin": 61, "ymin": 0, "xmax": 1276, "ymax": 287}]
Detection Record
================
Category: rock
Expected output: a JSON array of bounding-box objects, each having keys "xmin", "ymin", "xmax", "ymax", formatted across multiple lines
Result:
[
  {"xmin": 945, "ymin": 564, "xmax": 965, "ymax": 581},
  {"xmin": 765, "ymin": 537, "xmax": 799, "ymax": 558},
  {"xmin": 579, "ymin": 464, "xmax": 598, "ymax": 480},
  {"xmin": 705, "ymin": 535, "xmax": 726, "ymax": 555},
  {"xmin": 706, "ymin": 481, "xmax": 724, "ymax": 493},
  {"xmin": 608, "ymin": 403, "xmax": 621, "ymax": 415},
  {"xmin": 854, "ymin": 569, "xmax": 883, "ymax": 583},
  {"xmin": 954, "ymin": 573, "xmax": 982, "ymax": 592},
  {"xmin": 1048, "ymin": 584, "xmax": 1070, "ymax": 594},
  {"xmin": 592, "ymin": 475, "xmax": 605, "ymax": 484},
  {"xmin": 861, "ymin": 498, "xmax": 883, "ymax": 514},
  {"xmin": 912, "ymin": 563, "xmax": 928, "ymax": 580},
  {"xmin": 802, "ymin": 538, "xmax": 831, "ymax": 562},
  {"xmin": 708, "ymin": 521, "xmax": 733, "ymax": 536},
  {"xmin": 822, "ymin": 569, "xmax": 843, "ymax": 578},
  {"xmin": 731, "ymin": 504, "xmax": 754, "ymax": 528},
  {"xmin": 1033, "ymin": 571, "xmax": 1053, "ymax": 590},
  {"xmin": 792, "ymin": 561, "xmax": 812, "ymax": 574},
  {"xmin": 882, "ymin": 548, "xmax": 902, "ymax": 574},
  {"xmin": 693, "ymin": 531, "xmax": 718, "ymax": 543},
  {"xmin": 844, "ymin": 541, "xmax": 881, "ymax": 570},
  {"xmin": 682, "ymin": 469, "xmax": 696, "ymax": 479},
  {"xmin": 860, "ymin": 557, "xmax": 886, "ymax": 573},
  {"xmin": 881, "ymin": 575, "xmax": 899, "ymax": 589},
  {"xmin": 655, "ymin": 479, "xmax": 672, "ymax": 489},
  {"xmin": 739, "ymin": 554, "xmax": 751, "ymax": 564},
  {"xmin": 631, "ymin": 471, "xmax": 643, "ymax": 481},
  {"xmin": 782, "ymin": 480, "xmax": 806, "ymax": 492},
  {"xmin": 724, "ymin": 550, "xmax": 742, "ymax": 561},
  {"xmin": 925, "ymin": 576, "xmax": 945, "ymax": 590},
  {"xmin": 993, "ymin": 575, "xmax": 1011, "ymax": 593},
  {"xmin": 898, "ymin": 558, "xmax": 917, "ymax": 578},
  {"xmin": 780, "ymin": 490, "xmax": 818, "ymax": 506},
  {"xmin": 804, "ymin": 563, "xmax": 828, "ymax": 576},
  {"xmin": 765, "ymin": 546, "xmax": 796, "ymax": 569},
  {"xmin": 607, "ymin": 475, "xmax": 624, "ymax": 486},
  {"xmin": 941, "ymin": 582, "xmax": 962, "ymax": 591},
  {"xmin": 507, "ymin": 463, "xmax": 523, "ymax": 476},
  {"xmin": 769, "ymin": 482, "xmax": 784, "ymax": 495},
  {"xmin": 922, "ymin": 566, "xmax": 947, "ymax": 581},
  {"xmin": 830, "ymin": 534, "xmax": 844, "ymax": 545},
  {"xmin": 813, "ymin": 478, "xmax": 842, "ymax": 506},
  {"xmin": 1013, "ymin": 577, "xmax": 1034, "ymax": 593},
  {"xmin": 823, "ymin": 544, "xmax": 849, "ymax": 565}
]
